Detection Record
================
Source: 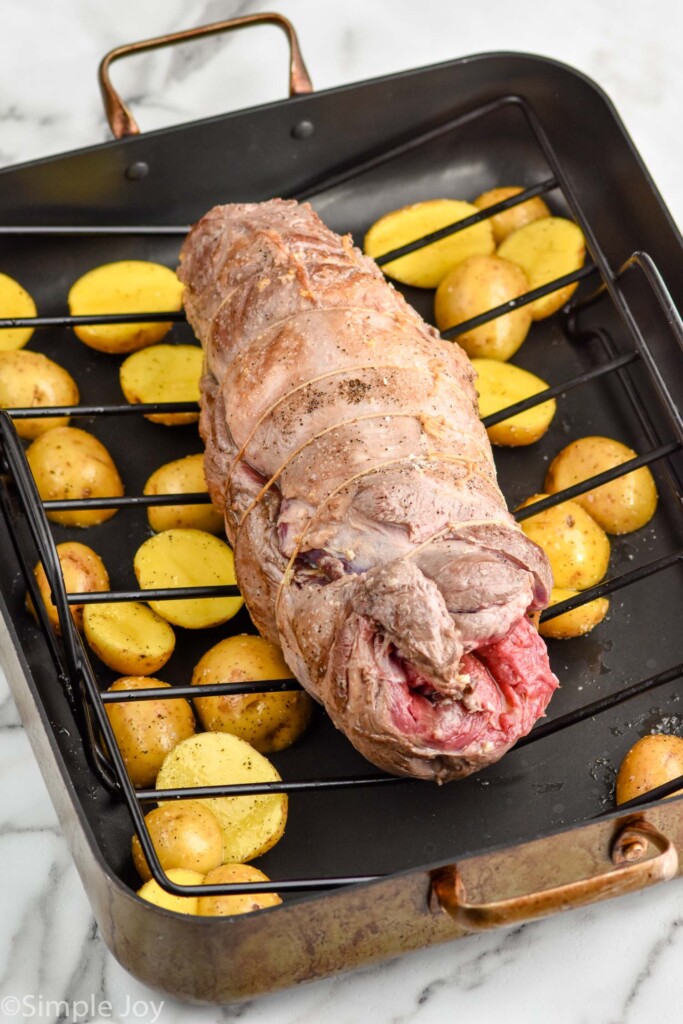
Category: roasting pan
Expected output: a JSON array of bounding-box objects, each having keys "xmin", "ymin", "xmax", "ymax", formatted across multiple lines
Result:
[{"xmin": 1, "ymin": 13, "xmax": 682, "ymax": 1005}]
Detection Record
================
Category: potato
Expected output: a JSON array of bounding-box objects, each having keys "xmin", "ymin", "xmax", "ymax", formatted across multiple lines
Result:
[
  {"xmin": 434, "ymin": 255, "xmax": 531, "ymax": 360},
  {"xmin": 192, "ymin": 635, "xmax": 313, "ymax": 753},
  {"xmin": 497, "ymin": 217, "xmax": 585, "ymax": 319},
  {"xmin": 144, "ymin": 454, "xmax": 223, "ymax": 534},
  {"xmin": 539, "ymin": 587, "xmax": 609, "ymax": 640},
  {"xmin": 473, "ymin": 186, "xmax": 550, "ymax": 244},
  {"xmin": 68, "ymin": 260, "xmax": 183, "ymax": 354},
  {"xmin": 137, "ymin": 868, "xmax": 204, "ymax": 914},
  {"xmin": 363, "ymin": 199, "xmax": 495, "ymax": 288},
  {"xmin": 544, "ymin": 436, "xmax": 658, "ymax": 535},
  {"xmin": 132, "ymin": 801, "xmax": 224, "ymax": 882},
  {"xmin": 28, "ymin": 542, "xmax": 109, "ymax": 634},
  {"xmin": 616, "ymin": 734, "xmax": 683, "ymax": 805},
  {"xmin": 133, "ymin": 528, "xmax": 243, "ymax": 629},
  {"xmin": 119, "ymin": 344, "xmax": 202, "ymax": 425},
  {"xmin": 156, "ymin": 732, "xmax": 288, "ymax": 863},
  {"xmin": 197, "ymin": 863, "xmax": 282, "ymax": 917},
  {"xmin": 105, "ymin": 677, "xmax": 195, "ymax": 788},
  {"xmin": 83, "ymin": 601, "xmax": 176, "ymax": 675},
  {"xmin": 518, "ymin": 493, "xmax": 611, "ymax": 590},
  {"xmin": 0, "ymin": 272, "xmax": 37, "ymax": 351},
  {"xmin": 0, "ymin": 350, "xmax": 79, "ymax": 438},
  {"xmin": 472, "ymin": 358, "xmax": 556, "ymax": 446}
]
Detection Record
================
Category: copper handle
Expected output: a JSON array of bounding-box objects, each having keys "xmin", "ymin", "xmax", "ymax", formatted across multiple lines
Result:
[
  {"xmin": 99, "ymin": 12, "xmax": 313, "ymax": 140},
  {"xmin": 430, "ymin": 821, "xmax": 678, "ymax": 930}
]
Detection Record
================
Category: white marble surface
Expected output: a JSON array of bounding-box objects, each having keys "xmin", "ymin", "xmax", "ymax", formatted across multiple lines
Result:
[{"xmin": 1, "ymin": 1, "xmax": 682, "ymax": 1021}]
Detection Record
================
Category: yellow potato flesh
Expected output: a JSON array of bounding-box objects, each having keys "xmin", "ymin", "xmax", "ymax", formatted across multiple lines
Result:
[
  {"xmin": 364, "ymin": 199, "xmax": 495, "ymax": 288},
  {"xmin": 472, "ymin": 358, "xmax": 556, "ymax": 446},
  {"xmin": 144, "ymin": 454, "xmax": 223, "ymax": 534},
  {"xmin": 133, "ymin": 528, "xmax": 243, "ymax": 629},
  {"xmin": 0, "ymin": 350, "xmax": 79, "ymax": 438},
  {"xmin": 497, "ymin": 217, "xmax": 585, "ymax": 319},
  {"xmin": 0, "ymin": 272, "xmax": 37, "ymax": 351},
  {"xmin": 544, "ymin": 436, "xmax": 658, "ymax": 534},
  {"xmin": 473, "ymin": 186, "xmax": 550, "ymax": 244},
  {"xmin": 83, "ymin": 601, "xmax": 176, "ymax": 675},
  {"xmin": 434, "ymin": 255, "xmax": 531, "ymax": 360},
  {"xmin": 539, "ymin": 587, "xmax": 609, "ymax": 640},
  {"xmin": 137, "ymin": 868, "xmax": 204, "ymax": 915},
  {"xmin": 119, "ymin": 344, "xmax": 202, "ymax": 425},
  {"xmin": 29, "ymin": 542, "xmax": 109, "ymax": 634},
  {"xmin": 132, "ymin": 802, "xmax": 224, "ymax": 882},
  {"xmin": 68, "ymin": 261, "xmax": 184, "ymax": 353},
  {"xmin": 518, "ymin": 493, "xmax": 610, "ymax": 590},
  {"xmin": 616, "ymin": 735, "xmax": 683, "ymax": 804},
  {"xmin": 197, "ymin": 863, "xmax": 282, "ymax": 916},
  {"xmin": 156, "ymin": 732, "xmax": 288, "ymax": 863}
]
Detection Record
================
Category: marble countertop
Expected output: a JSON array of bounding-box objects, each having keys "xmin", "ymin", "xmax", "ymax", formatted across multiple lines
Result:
[{"xmin": 1, "ymin": 1, "xmax": 682, "ymax": 1021}]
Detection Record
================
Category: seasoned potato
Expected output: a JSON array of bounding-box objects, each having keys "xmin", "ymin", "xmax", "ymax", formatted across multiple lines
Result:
[
  {"xmin": 156, "ymin": 732, "xmax": 288, "ymax": 863},
  {"xmin": 497, "ymin": 217, "xmax": 585, "ymax": 319},
  {"xmin": 144, "ymin": 454, "xmax": 223, "ymax": 534},
  {"xmin": 545, "ymin": 436, "xmax": 658, "ymax": 535},
  {"xmin": 137, "ymin": 868, "xmax": 204, "ymax": 914},
  {"xmin": 539, "ymin": 587, "xmax": 609, "ymax": 640},
  {"xmin": 518, "ymin": 493, "xmax": 611, "ymax": 590},
  {"xmin": 26, "ymin": 426, "xmax": 124, "ymax": 527},
  {"xmin": 132, "ymin": 802, "xmax": 224, "ymax": 882},
  {"xmin": 28, "ymin": 542, "xmax": 109, "ymax": 634},
  {"xmin": 473, "ymin": 186, "xmax": 550, "ymax": 244},
  {"xmin": 616, "ymin": 735, "xmax": 683, "ymax": 804},
  {"xmin": 197, "ymin": 863, "xmax": 282, "ymax": 917},
  {"xmin": 83, "ymin": 601, "xmax": 176, "ymax": 675},
  {"xmin": 0, "ymin": 272, "xmax": 37, "ymax": 351},
  {"xmin": 105, "ymin": 677, "xmax": 195, "ymax": 788},
  {"xmin": 472, "ymin": 358, "xmax": 556, "ymax": 446},
  {"xmin": 0, "ymin": 350, "xmax": 79, "ymax": 438},
  {"xmin": 134, "ymin": 528, "xmax": 243, "ymax": 629},
  {"xmin": 68, "ymin": 260, "xmax": 183, "ymax": 354},
  {"xmin": 192, "ymin": 635, "xmax": 313, "ymax": 753},
  {"xmin": 434, "ymin": 255, "xmax": 531, "ymax": 360},
  {"xmin": 364, "ymin": 199, "xmax": 495, "ymax": 288},
  {"xmin": 119, "ymin": 344, "xmax": 202, "ymax": 425}
]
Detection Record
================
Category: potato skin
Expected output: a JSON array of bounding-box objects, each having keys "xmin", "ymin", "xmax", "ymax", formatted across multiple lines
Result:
[
  {"xmin": 539, "ymin": 587, "xmax": 609, "ymax": 640},
  {"xmin": 197, "ymin": 863, "xmax": 282, "ymax": 917},
  {"xmin": 137, "ymin": 868, "xmax": 204, "ymax": 914},
  {"xmin": 545, "ymin": 436, "xmax": 658, "ymax": 535},
  {"xmin": 518, "ymin": 493, "xmax": 610, "ymax": 590},
  {"xmin": 132, "ymin": 802, "xmax": 224, "ymax": 882},
  {"xmin": 0, "ymin": 272, "xmax": 37, "ymax": 351},
  {"xmin": 473, "ymin": 186, "xmax": 550, "ymax": 244},
  {"xmin": 28, "ymin": 542, "xmax": 109, "ymax": 634},
  {"xmin": 119, "ymin": 344, "xmax": 202, "ymax": 425},
  {"xmin": 497, "ymin": 217, "xmax": 585, "ymax": 320},
  {"xmin": 144, "ymin": 454, "xmax": 223, "ymax": 534},
  {"xmin": 0, "ymin": 350, "xmax": 79, "ymax": 438},
  {"xmin": 472, "ymin": 358, "xmax": 556, "ymax": 446},
  {"xmin": 616, "ymin": 735, "xmax": 683, "ymax": 804},
  {"xmin": 83, "ymin": 601, "xmax": 176, "ymax": 675},
  {"xmin": 105, "ymin": 677, "xmax": 195, "ymax": 788}
]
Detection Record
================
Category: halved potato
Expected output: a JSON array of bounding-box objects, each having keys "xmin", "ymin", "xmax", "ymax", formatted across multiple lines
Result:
[
  {"xmin": 0, "ymin": 350, "xmax": 79, "ymax": 438},
  {"xmin": 497, "ymin": 217, "xmax": 585, "ymax": 319},
  {"xmin": 144, "ymin": 454, "xmax": 223, "ymax": 534},
  {"xmin": 197, "ymin": 864, "xmax": 282, "ymax": 916},
  {"xmin": 616, "ymin": 735, "xmax": 683, "ymax": 804},
  {"xmin": 28, "ymin": 542, "xmax": 109, "ymax": 634},
  {"xmin": 364, "ymin": 199, "xmax": 495, "ymax": 288},
  {"xmin": 517, "ymin": 493, "xmax": 611, "ymax": 590},
  {"xmin": 0, "ymin": 272, "xmax": 37, "ymax": 351},
  {"xmin": 132, "ymin": 802, "xmax": 224, "ymax": 882},
  {"xmin": 133, "ymin": 528, "xmax": 243, "ymax": 629},
  {"xmin": 473, "ymin": 186, "xmax": 550, "ymax": 244},
  {"xmin": 472, "ymin": 358, "xmax": 556, "ymax": 446},
  {"xmin": 539, "ymin": 587, "xmax": 609, "ymax": 640},
  {"xmin": 156, "ymin": 732, "xmax": 288, "ymax": 863},
  {"xmin": 137, "ymin": 868, "xmax": 204, "ymax": 914},
  {"xmin": 68, "ymin": 260, "xmax": 183, "ymax": 354},
  {"xmin": 119, "ymin": 344, "xmax": 202, "ymax": 425},
  {"xmin": 83, "ymin": 601, "xmax": 176, "ymax": 675}
]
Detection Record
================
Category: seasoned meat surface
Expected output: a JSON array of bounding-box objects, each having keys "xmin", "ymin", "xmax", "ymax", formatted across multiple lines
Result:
[{"xmin": 179, "ymin": 199, "xmax": 558, "ymax": 782}]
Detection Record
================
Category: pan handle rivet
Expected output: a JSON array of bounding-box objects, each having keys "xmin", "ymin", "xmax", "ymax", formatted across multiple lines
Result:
[
  {"xmin": 125, "ymin": 161, "xmax": 149, "ymax": 181},
  {"xmin": 291, "ymin": 120, "xmax": 314, "ymax": 140}
]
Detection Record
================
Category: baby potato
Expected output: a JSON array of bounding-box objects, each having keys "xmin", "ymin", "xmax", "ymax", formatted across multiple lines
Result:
[
  {"xmin": 156, "ymin": 732, "xmax": 288, "ymax": 863},
  {"xmin": 26, "ymin": 426, "xmax": 124, "ymax": 527},
  {"xmin": 192, "ymin": 635, "xmax": 313, "ymax": 753},
  {"xmin": 473, "ymin": 186, "xmax": 550, "ymax": 244},
  {"xmin": 539, "ymin": 587, "xmax": 609, "ymax": 640},
  {"xmin": 132, "ymin": 802, "xmax": 224, "ymax": 882},
  {"xmin": 544, "ymin": 436, "xmax": 658, "ymax": 534},
  {"xmin": 83, "ymin": 601, "xmax": 176, "ymax": 675},
  {"xmin": 497, "ymin": 217, "xmax": 585, "ymax": 319},
  {"xmin": 0, "ymin": 350, "xmax": 79, "ymax": 438},
  {"xmin": 363, "ymin": 199, "xmax": 495, "ymax": 288},
  {"xmin": 518, "ymin": 493, "xmax": 611, "ymax": 590},
  {"xmin": 144, "ymin": 454, "xmax": 223, "ymax": 534},
  {"xmin": 105, "ymin": 677, "xmax": 195, "ymax": 788},
  {"xmin": 197, "ymin": 863, "xmax": 282, "ymax": 917},
  {"xmin": 68, "ymin": 260, "xmax": 183, "ymax": 354},
  {"xmin": 472, "ymin": 358, "xmax": 556, "ymax": 446},
  {"xmin": 616, "ymin": 734, "xmax": 683, "ymax": 805},
  {"xmin": 133, "ymin": 528, "xmax": 243, "ymax": 629},
  {"xmin": 28, "ymin": 542, "xmax": 109, "ymax": 634},
  {"xmin": 434, "ymin": 255, "xmax": 531, "ymax": 360},
  {"xmin": 119, "ymin": 344, "xmax": 202, "ymax": 425},
  {"xmin": 0, "ymin": 272, "xmax": 37, "ymax": 351},
  {"xmin": 137, "ymin": 868, "xmax": 204, "ymax": 915}
]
